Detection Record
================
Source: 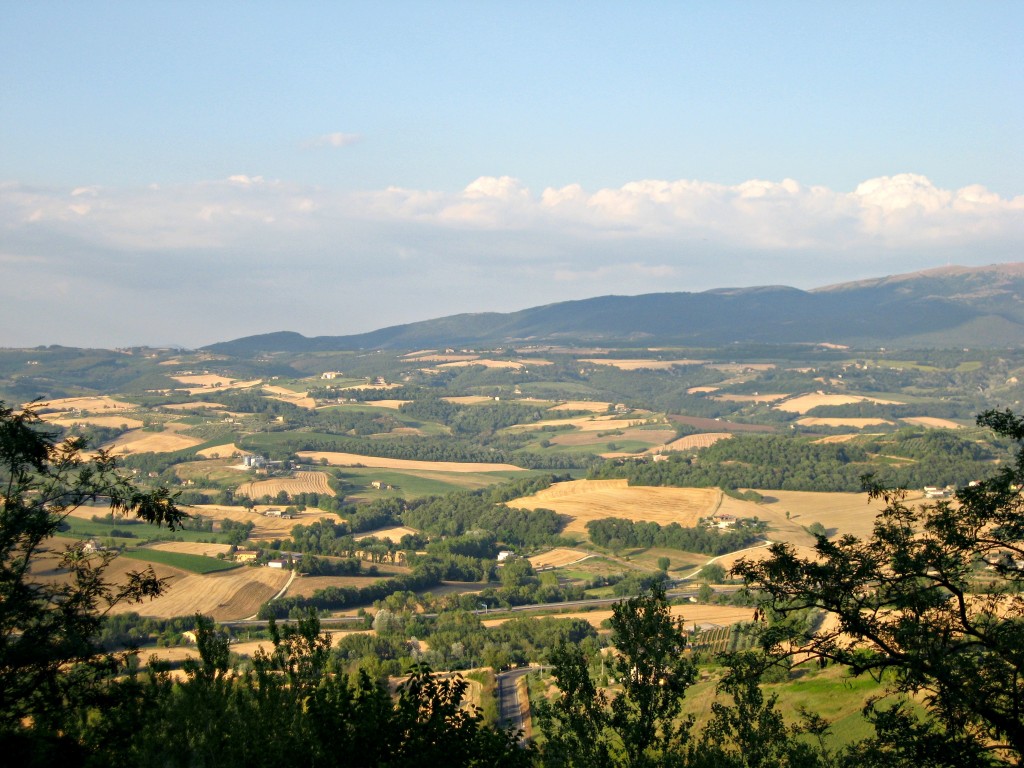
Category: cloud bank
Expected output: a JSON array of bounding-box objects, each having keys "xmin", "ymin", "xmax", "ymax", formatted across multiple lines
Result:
[{"xmin": 1, "ymin": 174, "xmax": 1020, "ymax": 347}]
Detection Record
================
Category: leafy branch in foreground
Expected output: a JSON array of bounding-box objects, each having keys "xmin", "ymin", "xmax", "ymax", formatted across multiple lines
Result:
[
  {"xmin": 733, "ymin": 409, "xmax": 1024, "ymax": 765},
  {"xmin": 0, "ymin": 401, "xmax": 185, "ymax": 745}
]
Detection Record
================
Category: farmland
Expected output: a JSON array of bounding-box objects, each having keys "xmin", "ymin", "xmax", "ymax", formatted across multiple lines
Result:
[
  {"xmin": 237, "ymin": 470, "xmax": 336, "ymax": 499},
  {"xmin": 510, "ymin": 479, "xmax": 720, "ymax": 537}
]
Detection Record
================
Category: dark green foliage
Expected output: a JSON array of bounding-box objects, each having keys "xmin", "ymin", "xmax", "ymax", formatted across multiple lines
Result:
[
  {"xmin": 733, "ymin": 409, "xmax": 1024, "ymax": 763},
  {"xmin": 586, "ymin": 517, "xmax": 765, "ymax": 555},
  {"xmin": 592, "ymin": 429, "xmax": 1004, "ymax": 492},
  {"xmin": 0, "ymin": 401, "xmax": 185, "ymax": 752},
  {"xmin": 539, "ymin": 585, "xmax": 697, "ymax": 767}
]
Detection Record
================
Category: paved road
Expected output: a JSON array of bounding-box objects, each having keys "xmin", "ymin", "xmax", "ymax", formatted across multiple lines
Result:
[{"xmin": 496, "ymin": 666, "xmax": 537, "ymax": 739}]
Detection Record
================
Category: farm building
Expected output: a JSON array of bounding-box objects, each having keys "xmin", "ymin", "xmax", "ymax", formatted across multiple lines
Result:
[{"xmin": 234, "ymin": 550, "xmax": 258, "ymax": 563}]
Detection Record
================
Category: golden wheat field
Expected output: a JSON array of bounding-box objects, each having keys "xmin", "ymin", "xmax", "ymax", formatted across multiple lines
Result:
[
  {"xmin": 656, "ymin": 433, "xmax": 733, "ymax": 452},
  {"xmin": 712, "ymin": 393, "xmax": 788, "ymax": 403},
  {"xmin": 438, "ymin": 359, "xmax": 525, "ymax": 369},
  {"xmin": 756, "ymin": 489, "xmax": 892, "ymax": 542},
  {"xmin": 579, "ymin": 359, "xmax": 707, "ymax": 370},
  {"xmin": 797, "ymin": 417, "xmax": 894, "ymax": 428},
  {"xmin": 147, "ymin": 541, "xmax": 235, "ymax": 558},
  {"xmin": 343, "ymin": 399, "xmax": 409, "ymax": 409},
  {"xmin": 262, "ymin": 385, "xmax": 316, "ymax": 409},
  {"xmin": 774, "ymin": 393, "xmax": 903, "ymax": 413},
  {"xmin": 812, "ymin": 434, "xmax": 862, "ymax": 444},
  {"xmin": 35, "ymin": 395, "xmax": 137, "ymax": 412},
  {"xmin": 550, "ymin": 427, "xmax": 675, "ymax": 448},
  {"xmin": 354, "ymin": 525, "xmax": 419, "ymax": 542},
  {"xmin": 510, "ymin": 480, "xmax": 720, "ymax": 536},
  {"xmin": 528, "ymin": 548, "xmax": 592, "ymax": 569},
  {"xmin": 191, "ymin": 505, "xmax": 336, "ymax": 538},
  {"xmin": 297, "ymin": 451, "xmax": 525, "ymax": 473},
  {"xmin": 404, "ymin": 354, "xmax": 480, "ymax": 362},
  {"xmin": 108, "ymin": 566, "xmax": 290, "ymax": 621},
  {"xmin": 236, "ymin": 470, "xmax": 336, "ymax": 499},
  {"xmin": 901, "ymin": 416, "xmax": 964, "ymax": 429},
  {"xmin": 548, "ymin": 401, "xmax": 613, "ymax": 412},
  {"xmin": 49, "ymin": 415, "xmax": 145, "ymax": 429},
  {"xmin": 484, "ymin": 604, "xmax": 756, "ymax": 631},
  {"xmin": 102, "ymin": 429, "xmax": 203, "ymax": 455},
  {"xmin": 159, "ymin": 401, "xmax": 227, "ymax": 411},
  {"xmin": 196, "ymin": 442, "xmax": 242, "ymax": 458},
  {"xmin": 443, "ymin": 396, "xmax": 497, "ymax": 404}
]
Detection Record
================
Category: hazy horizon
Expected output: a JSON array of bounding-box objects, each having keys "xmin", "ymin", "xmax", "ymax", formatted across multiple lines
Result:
[{"xmin": 2, "ymin": 3, "xmax": 1021, "ymax": 348}]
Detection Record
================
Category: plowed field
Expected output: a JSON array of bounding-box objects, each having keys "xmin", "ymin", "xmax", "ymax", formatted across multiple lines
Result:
[{"xmin": 237, "ymin": 470, "xmax": 336, "ymax": 499}]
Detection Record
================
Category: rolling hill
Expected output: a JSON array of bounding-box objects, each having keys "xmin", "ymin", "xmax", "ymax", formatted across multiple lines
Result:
[{"xmin": 207, "ymin": 263, "xmax": 1024, "ymax": 353}]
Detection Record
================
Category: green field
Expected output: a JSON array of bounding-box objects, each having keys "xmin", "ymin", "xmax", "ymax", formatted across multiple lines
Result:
[
  {"xmin": 63, "ymin": 515, "xmax": 233, "ymax": 544},
  {"xmin": 120, "ymin": 548, "xmax": 241, "ymax": 574},
  {"xmin": 340, "ymin": 467, "xmax": 549, "ymax": 500}
]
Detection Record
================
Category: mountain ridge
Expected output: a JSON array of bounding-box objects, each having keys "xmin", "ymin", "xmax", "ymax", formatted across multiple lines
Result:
[{"xmin": 205, "ymin": 263, "xmax": 1024, "ymax": 354}]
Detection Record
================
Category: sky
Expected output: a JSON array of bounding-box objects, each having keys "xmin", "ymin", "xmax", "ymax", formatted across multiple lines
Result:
[{"xmin": 1, "ymin": 2, "xmax": 1021, "ymax": 348}]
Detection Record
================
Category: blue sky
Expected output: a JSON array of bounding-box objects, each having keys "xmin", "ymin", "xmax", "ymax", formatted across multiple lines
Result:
[{"xmin": 2, "ymin": 2, "xmax": 1021, "ymax": 347}]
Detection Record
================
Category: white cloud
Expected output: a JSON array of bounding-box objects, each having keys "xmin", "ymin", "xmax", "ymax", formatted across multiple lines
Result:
[
  {"xmin": 0, "ymin": 173, "xmax": 1020, "ymax": 347},
  {"xmin": 302, "ymin": 132, "xmax": 362, "ymax": 149}
]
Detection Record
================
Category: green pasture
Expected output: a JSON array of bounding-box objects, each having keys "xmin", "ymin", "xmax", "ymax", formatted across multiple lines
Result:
[
  {"xmin": 62, "ymin": 515, "xmax": 232, "ymax": 545},
  {"xmin": 339, "ymin": 467, "xmax": 546, "ymax": 501},
  {"xmin": 120, "ymin": 548, "xmax": 241, "ymax": 574}
]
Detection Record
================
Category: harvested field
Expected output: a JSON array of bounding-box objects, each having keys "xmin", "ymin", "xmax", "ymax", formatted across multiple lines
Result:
[
  {"xmin": 171, "ymin": 374, "xmax": 236, "ymax": 387},
  {"xmin": 438, "ymin": 359, "xmax": 525, "ymax": 369},
  {"xmin": 813, "ymin": 434, "xmax": 863, "ymax": 443},
  {"xmin": 297, "ymin": 451, "xmax": 525, "ymax": 473},
  {"xmin": 668, "ymin": 415, "xmax": 774, "ymax": 433},
  {"xmin": 515, "ymin": 414, "xmax": 650, "ymax": 432},
  {"xmin": 548, "ymin": 401, "xmax": 612, "ymax": 412},
  {"xmin": 263, "ymin": 385, "xmax": 316, "ymax": 409},
  {"xmin": 35, "ymin": 395, "xmax": 136, "ymax": 412},
  {"xmin": 148, "ymin": 541, "xmax": 234, "ymax": 558},
  {"xmin": 579, "ymin": 359, "xmax": 707, "ymax": 370},
  {"xmin": 236, "ymin": 470, "xmax": 336, "ymax": 499},
  {"xmin": 443, "ymin": 396, "xmax": 497, "ymax": 404},
  {"xmin": 102, "ymin": 429, "xmax": 203, "ymax": 455},
  {"xmin": 708, "ymin": 363, "xmax": 776, "ymax": 372},
  {"xmin": 108, "ymin": 566, "xmax": 290, "ymax": 621},
  {"xmin": 354, "ymin": 526, "xmax": 419, "ymax": 542},
  {"xmin": 196, "ymin": 443, "xmax": 242, "ymax": 458},
  {"xmin": 160, "ymin": 401, "xmax": 226, "ymax": 411},
  {"xmin": 687, "ymin": 387, "xmax": 719, "ymax": 394},
  {"xmin": 283, "ymin": 575, "xmax": 391, "ymax": 599},
  {"xmin": 797, "ymin": 417, "xmax": 894, "ymax": 428},
  {"xmin": 529, "ymin": 548, "xmax": 592, "ymax": 569},
  {"xmin": 191, "ymin": 505, "xmax": 337, "ymax": 539},
  {"xmin": 49, "ymin": 415, "xmax": 145, "ymax": 429},
  {"xmin": 775, "ymin": 393, "xmax": 903, "ymax": 414},
  {"xmin": 656, "ymin": 433, "xmax": 732, "ymax": 452},
  {"xmin": 405, "ymin": 354, "xmax": 480, "ymax": 362},
  {"xmin": 485, "ymin": 604, "xmax": 755, "ymax": 632},
  {"xmin": 713, "ymin": 393, "xmax": 788, "ymax": 403},
  {"xmin": 550, "ymin": 427, "xmax": 675, "ymax": 448},
  {"xmin": 352, "ymin": 399, "xmax": 409, "ymax": 409},
  {"xmin": 510, "ymin": 480, "xmax": 720, "ymax": 536},
  {"xmin": 901, "ymin": 416, "xmax": 963, "ymax": 429},
  {"xmin": 756, "ymin": 489, "xmax": 891, "ymax": 542}
]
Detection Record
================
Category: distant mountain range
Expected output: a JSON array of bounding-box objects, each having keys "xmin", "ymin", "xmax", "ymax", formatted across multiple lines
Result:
[{"xmin": 206, "ymin": 263, "xmax": 1024, "ymax": 354}]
